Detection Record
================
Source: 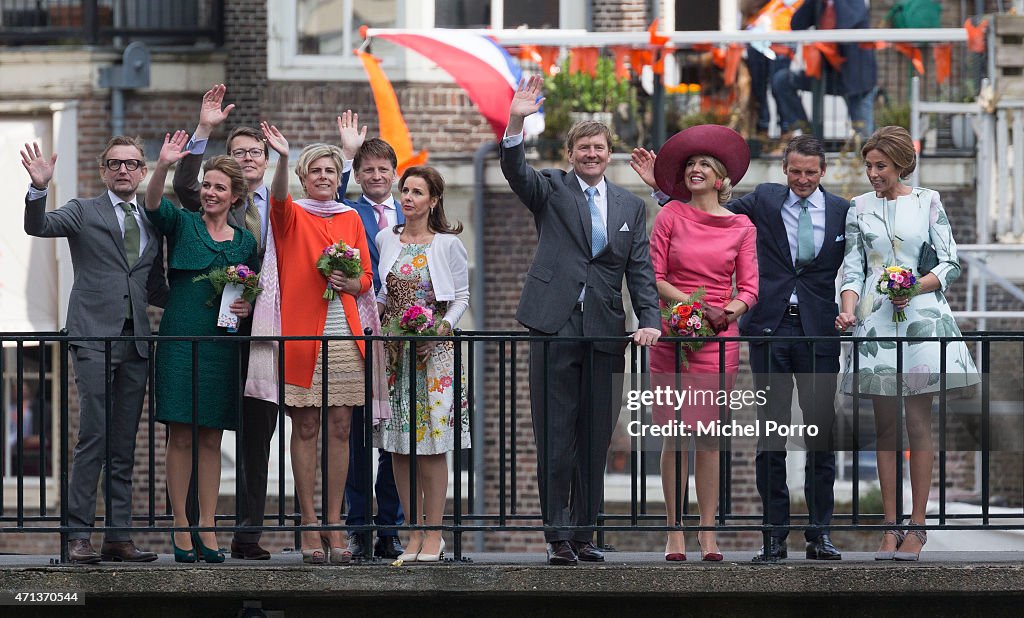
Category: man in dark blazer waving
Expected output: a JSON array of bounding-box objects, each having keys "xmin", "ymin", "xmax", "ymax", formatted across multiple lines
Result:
[
  {"xmin": 22, "ymin": 137, "xmax": 162, "ymax": 564},
  {"xmin": 728, "ymin": 136, "xmax": 849, "ymax": 561},
  {"xmin": 501, "ymin": 75, "xmax": 662, "ymax": 566}
]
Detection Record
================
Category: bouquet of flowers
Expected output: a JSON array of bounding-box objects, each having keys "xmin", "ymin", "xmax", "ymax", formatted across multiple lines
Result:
[
  {"xmin": 388, "ymin": 304, "xmax": 439, "ymax": 337},
  {"xmin": 192, "ymin": 264, "xmax": 262, "ymax": 306},
  {"xmin": 316, "ymin": 241, "xmax": 363, "ymax": 301},
  {"xmin": 193, "ymin": 264, "xmax": 262, "ymax": 333},
  {"xmin": 876, "ymin": 265, "xmax": 920, "ymax": 322},
  {"xmin": 660, "ymin": 287, "xmax": 716, "ymax": 369}
]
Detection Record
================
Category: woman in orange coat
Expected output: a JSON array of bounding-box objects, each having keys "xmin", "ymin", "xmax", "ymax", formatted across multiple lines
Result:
[{"xmin": 261, "ymin": 123, "xmax": 372, "ymax": 564}]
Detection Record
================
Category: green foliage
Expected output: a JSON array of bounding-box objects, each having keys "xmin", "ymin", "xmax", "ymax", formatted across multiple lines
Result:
[
  {"xmin": 543, "ymin": 57, "xmax": 636, "ymax": 139},
  {"xmin": 876, "ymin": 103, "xmax": 911, "ymax": 130}
]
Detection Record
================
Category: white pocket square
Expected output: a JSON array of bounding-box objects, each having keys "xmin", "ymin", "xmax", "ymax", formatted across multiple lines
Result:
[
  {"xmin": 835, "ymin": 234, "xmax": 845, "ymax": 242},
  {"xmin": 619, "ymin": 222, "xmax": 630, "ymax": 232}
]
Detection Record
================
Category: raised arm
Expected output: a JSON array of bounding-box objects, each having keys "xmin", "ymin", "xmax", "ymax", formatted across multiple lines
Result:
[
  {"xmin": 506, "ymin": 75, "xmax": 545, "ymax": 138},
  {"xmin": 192, "ymin": 83, "xmax": 235, "ymax": 143},
  {"xmin": 337, "ymin": 110, "xmax": 367, "ymax": 161},
  {"xmin": 261, "ymin": 122, "xmax": 290, "ymax": 203},
  {"xmin": 22, "ymin": 142, "xmax": 83, "ymax": 238},
  {"xmin": 146, "ymin": 131, "xmax": 191, "ymax": 211},
  {"xmin": 630, "ymin": 147, "xmax": 659, "ymax": 192},
  {"xmin": 21, "ymin": 141, "xmax": 56, "ymax": 191}
]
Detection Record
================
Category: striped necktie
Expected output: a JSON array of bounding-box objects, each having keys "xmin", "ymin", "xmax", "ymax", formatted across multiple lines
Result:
[{"xmin": 244, "ymin": 192, "xmax": 262, "ymax": 249}]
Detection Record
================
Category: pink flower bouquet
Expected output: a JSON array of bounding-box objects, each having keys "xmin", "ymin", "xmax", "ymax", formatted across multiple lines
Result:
[{"xmin": 316, "ymin": 240, "xmax": 363, "ymax": 301}]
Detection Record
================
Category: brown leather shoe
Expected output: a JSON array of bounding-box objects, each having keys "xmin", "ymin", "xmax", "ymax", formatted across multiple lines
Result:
[
  {"xmin": 546, "ymin": 540, "xmax": 578, "ymax": 566},
  {"xmin": 570, "ymin": 540, "xmax": 605, "ymax": 563},
  {"xmin": 230, "ymin": 540, "xmax": 271, "ymax": 560},
  {"xmin": 67, "ymin": 539, "xmax": 101, "ymax": 564},
  {"xmin": 100, "ymin": 541, "xmax": 157, "ymax": 562}
]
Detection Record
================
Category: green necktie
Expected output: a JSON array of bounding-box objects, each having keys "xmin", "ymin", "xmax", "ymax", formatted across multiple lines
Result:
[
  {"xmin": 796, "ymin": 198, "xmax": 814, "ymax": 268},
  {"xmin": 119, "ymin": 202, "xmax": 140, "ymax": 267},
  {"xmin": 244, "ymin": 192, "xmax": 262, "ymax": 249}
]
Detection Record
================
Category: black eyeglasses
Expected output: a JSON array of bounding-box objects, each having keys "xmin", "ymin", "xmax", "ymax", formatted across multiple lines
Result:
[
  {"xmin": 104, "ymin": 159, "xmax": 144, "ymax": 171},
  {"xmin": 231, "ymin": 148, "xmax": 266, "ymax": 160}
]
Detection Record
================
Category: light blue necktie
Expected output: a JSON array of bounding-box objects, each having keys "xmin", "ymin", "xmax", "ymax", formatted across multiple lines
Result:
[
  {"xmin": 586, "ymin": 186, "xmax": 606, "ymax": 257},
  {"xmin": 796, "ymin": 198, "xmax": 814, "ymax": 268}
]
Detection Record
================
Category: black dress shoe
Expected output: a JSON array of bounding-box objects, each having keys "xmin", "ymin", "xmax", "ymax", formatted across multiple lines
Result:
[
  {"xmin": 230, "ymin": 540, "xmax": 271, "ymax": 560},
  {"xmin": 806, "ymin": 534, "xmax": 842, "ymax": 560},
  {"xmin": 345, "ymin": 534, "xmax": 368, "ymax": 560},
  {"xmin": 570, "ymin": 540, "xmax": 605, "ymax": 563},
  {"xmin": 373, "ymin": 535, "xmax": 404, "ymax": 560},
  {"xmin": 751, "ymin": 538, "xmax": 788, "ymax": 562},
  {"xmin": 546, "ymin": 540, "xmax": 578, "ymax": 566},
  {"xmin": 100, "ymin": 540, "xmax": 158, "ymax": 562},
  {"xmin": 67, "ymin": 539, "xmax": 101, "ymax": 564}
]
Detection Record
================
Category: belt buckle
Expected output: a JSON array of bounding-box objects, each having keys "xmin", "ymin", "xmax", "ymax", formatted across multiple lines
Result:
[{"xmin": 786, "ymin": 305, "xmax": 799, "ymax": 316}]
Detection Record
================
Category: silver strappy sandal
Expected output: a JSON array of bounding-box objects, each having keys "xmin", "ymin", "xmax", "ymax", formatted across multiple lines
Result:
[{"xmin": 873, "ymin": 521, "xmax": 906, "ymax": 560}]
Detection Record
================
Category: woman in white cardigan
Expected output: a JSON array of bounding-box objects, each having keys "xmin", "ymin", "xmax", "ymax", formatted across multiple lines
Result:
[{"xmin": 374, "ymin": 166, "xmax": 470, "ymax": 563}]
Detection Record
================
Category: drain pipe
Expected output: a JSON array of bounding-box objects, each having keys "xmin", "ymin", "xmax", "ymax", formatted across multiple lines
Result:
[
  {"xmin": 471, "ymin": 140, "xmax": 498, "ymax": 552},
  {"xmin": 98, "ymin": 42, "xmax": 151, "ymax": 137}
]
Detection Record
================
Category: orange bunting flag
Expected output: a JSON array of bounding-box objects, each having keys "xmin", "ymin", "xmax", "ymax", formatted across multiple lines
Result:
[
  {"xmin": 611, "ymin": 46, "xmax": 631, "ymax": 80},
  {"xmin": 804, "ymin": 43, "xmax": 844, "ymax": 79},
  {"xmin": 569, "ymin": 47, "xmax": 600, "ymax": 76},
  {"xmin": 894, "ymin": 43, "xmax": 924, "ymax": 75},
  {"xmin": 933, "ymin": 43, "xmax": 952, "ymax": 85},
  {"xmin": 965, "ymin": 18, "xmax": 988, "ymax": 54},
  {"xmin": 536, "ymin": 46, "xmax": 560, "ymax": 76},
  {"xmin": 723, "ymin": 44, "xmax": 743, "ymax": 87},
  {"xmin": 648, "ymin": 19, "xmax": 669, "ymax": 47},
  {"xmin": 356, "ymin": 50, "xmax": 428, "ymax": 174},
  {"xmin": 517, "ymin": 44, "xmax": 541, "ymax": 64},
  {"xmin": 628, "ymin": 48, "xmax": 653, "ymax": 74}
]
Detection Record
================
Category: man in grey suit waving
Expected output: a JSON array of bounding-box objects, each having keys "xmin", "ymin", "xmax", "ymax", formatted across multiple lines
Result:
[
  {"xmin": 22, "ymin": 137, "xmax": 161, "ymax": 564},
  {"xmin": 500, "ymin": 76, "xmax": 662, "ymax": 565}
]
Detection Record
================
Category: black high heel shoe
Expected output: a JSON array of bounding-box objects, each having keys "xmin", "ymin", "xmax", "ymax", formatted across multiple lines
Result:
[
  {"xmin": 193, "ymin": 532, "xmax": 225, "ymax": 563},
  {"xmin": 172, "ymin": 532, "xmax": 197, "ymax": 563}
]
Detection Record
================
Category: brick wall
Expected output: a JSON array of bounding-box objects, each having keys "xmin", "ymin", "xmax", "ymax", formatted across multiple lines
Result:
[{"xmin": 592, "ymin": 0, "xmax": 648, "ymax": 31}]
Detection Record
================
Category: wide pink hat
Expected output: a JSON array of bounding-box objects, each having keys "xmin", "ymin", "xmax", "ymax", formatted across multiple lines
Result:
[{"xmin": 653, "ymin": 124, "xmax": 750, "ymax": 202}]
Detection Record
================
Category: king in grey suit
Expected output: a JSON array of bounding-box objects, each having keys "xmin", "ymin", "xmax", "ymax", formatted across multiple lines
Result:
[
  {"xmin": 21, "ymin": 137, "xmax": 162, "ymax": 564},
  {"xmin": 501, "ymin": 76, "xmax": 662, "ymax": 566}
]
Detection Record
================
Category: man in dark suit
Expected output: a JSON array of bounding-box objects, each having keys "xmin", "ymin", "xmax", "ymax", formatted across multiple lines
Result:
[
  {"xmin": 501, "ymin": 76, "xmax": 662, "ymax": 566},
  {"xmin": 728, "ymin": 135, "xmax": 849, "ymax": 561},
  {"xmin": 172, "ymin": 84, "xmax": 277, "ymax": 560},
  {"xmin": 22, "ymin": 137, "xmax": 162, "ymax": 564},
  {"xmin": 333, "ymin": 114, "xmax": 405, "ymax": 560}
]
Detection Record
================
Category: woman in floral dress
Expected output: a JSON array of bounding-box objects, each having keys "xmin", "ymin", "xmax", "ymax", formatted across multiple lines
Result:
[
  {"xmin": 836, "ymin": 126, "xmax": 979, "ymax": 561},
  {"xmin": 374, "ymin": 166, "xmax": 470, "ymax": 563}
]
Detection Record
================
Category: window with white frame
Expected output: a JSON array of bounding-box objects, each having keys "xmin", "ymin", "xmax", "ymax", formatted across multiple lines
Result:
[
  {"xmin": 269, "ymin": 0, "xmax": 585, "ymax": 82},
  {"xmin": 2, "ymin": 343, "xmax": 59, "ymax": 505}
]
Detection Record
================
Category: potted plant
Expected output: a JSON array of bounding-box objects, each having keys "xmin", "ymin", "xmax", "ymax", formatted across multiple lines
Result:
[{"xmin": 541, "ymin": 56, "xmax": 638, "ymax": 151}]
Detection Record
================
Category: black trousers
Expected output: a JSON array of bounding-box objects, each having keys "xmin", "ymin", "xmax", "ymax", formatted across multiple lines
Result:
[
  {"xmin": 751, "ymin": 314, "xmax": 839, "ymax": 542},
  {"xmin": 529, "ymin": 309, "xmax": 624, "ymax": 543}
]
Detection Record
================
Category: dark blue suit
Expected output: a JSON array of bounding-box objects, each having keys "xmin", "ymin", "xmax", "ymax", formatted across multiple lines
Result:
[
  {"xmin": 729, "ymin": 183, "xmax": 850, "ymax": 542},
  {"xmin": 336, "ymin": 175, "xmax": 405, "ymax": 541}
]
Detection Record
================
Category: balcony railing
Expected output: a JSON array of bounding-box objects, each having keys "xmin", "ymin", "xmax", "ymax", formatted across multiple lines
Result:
[
  {"xmin": 1, "ymin": 330, "xmax": 1021, "ymax": 562},
  {"xmin": 0, "ymin": 0, "xmax": 223, "ymax": 47}
]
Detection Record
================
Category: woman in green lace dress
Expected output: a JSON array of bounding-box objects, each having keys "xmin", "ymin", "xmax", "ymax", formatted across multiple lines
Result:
[
  {"xmin": 836, "ymin": 126, "xmax": 978, "ymax": 561},
  {"xmin": 374, "ymin": 167, "xmax": 469, "ymax": 562},
  {"xmin": 146, "ymin": 132, "xmax": 258, "ymax": 562}
]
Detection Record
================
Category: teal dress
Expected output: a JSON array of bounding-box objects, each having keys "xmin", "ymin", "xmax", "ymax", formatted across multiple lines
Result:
[{"xmin": 147, "ymin": 198, "xmax": 257, "ymax": 430}]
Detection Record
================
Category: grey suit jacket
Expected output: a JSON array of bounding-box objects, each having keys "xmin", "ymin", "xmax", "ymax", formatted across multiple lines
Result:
[
  {"xmin": 499, "ymin": 141, "xmax": 661, "ymax": 353},
  {"xmin": 24, "ymin": 192, "xmax": 163, "ymax": 357}
]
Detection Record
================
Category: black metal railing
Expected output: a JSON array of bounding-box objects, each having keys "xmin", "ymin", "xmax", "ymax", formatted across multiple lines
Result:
[
  {"xmin": 1, "ymin": 330, "xmax": 1021, "ymax": 562},
  {"xmin": 0, "ymin": 0, "xmax": 224, "ymax": 47}
]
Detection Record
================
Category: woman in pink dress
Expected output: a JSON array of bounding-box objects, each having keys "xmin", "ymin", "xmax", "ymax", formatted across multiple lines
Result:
[{"xmin": 643, "ymin": 125, "xmax": 758, "ymax": 561}]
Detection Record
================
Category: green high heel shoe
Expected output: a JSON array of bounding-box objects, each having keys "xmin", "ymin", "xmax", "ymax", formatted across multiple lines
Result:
[
  {"xmin": 172, "ymin": 532, "xmax": 197, "ymax": 563},
  {"xmin": 193, "ymin": 532, "xmax": 225, "ymax": 563}
]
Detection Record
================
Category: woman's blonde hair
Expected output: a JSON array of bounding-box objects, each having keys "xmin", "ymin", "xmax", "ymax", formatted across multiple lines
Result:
[
  {"xmin": 689, "ymin": 154, "xmax": 733, "ymax": 205},
  {"xmin": 294, "ymin": 143, "xmax": 345, "ymax": 195}
]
